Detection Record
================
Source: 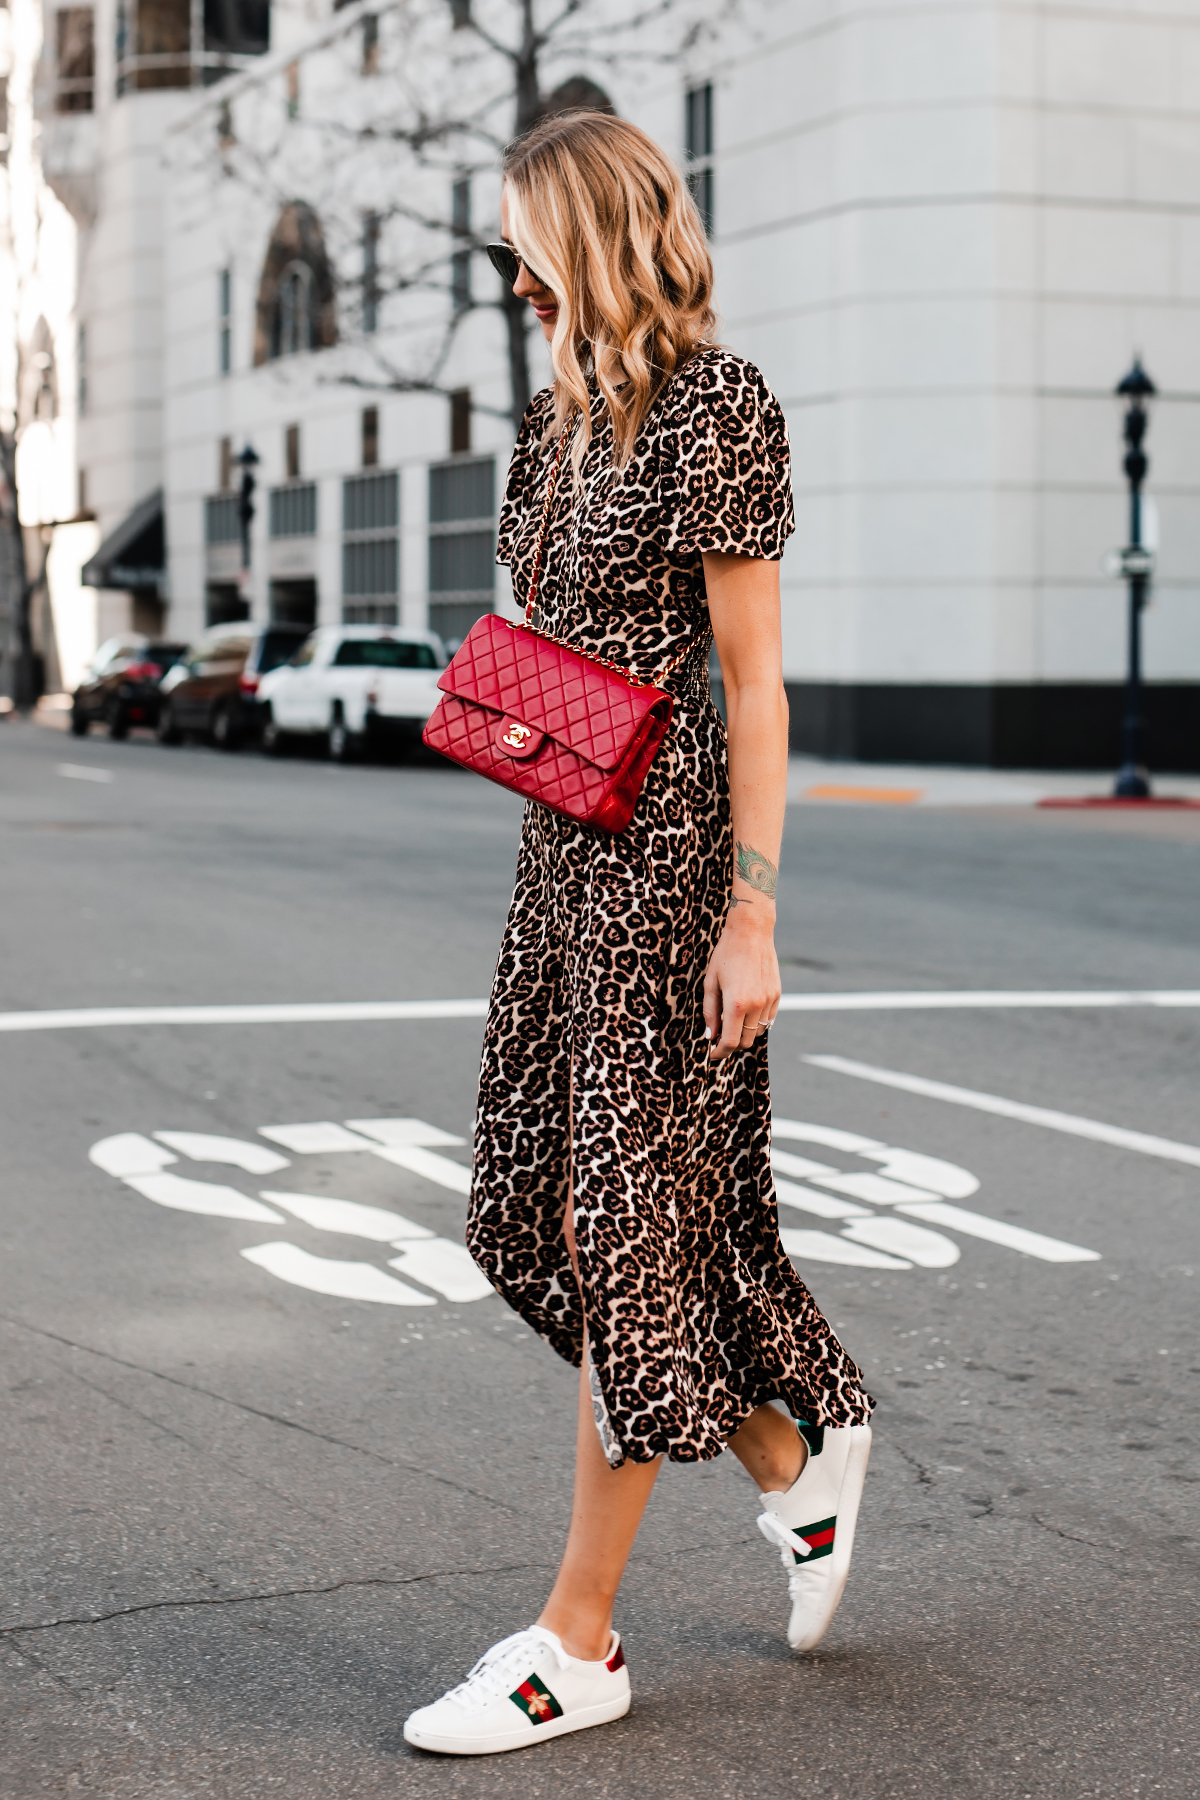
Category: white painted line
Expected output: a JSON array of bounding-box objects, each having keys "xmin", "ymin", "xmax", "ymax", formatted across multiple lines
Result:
[
  {"xmin": 154, "ymin": 1131, "xmax": 289, "ymax": 1174},
  {"xmin": 123, "ymin": 1173, "xmax": 283, "ymax": 1223},
  {"xmin": 57, "ymin": 763, "xmax": 113, "ymax": 783},
  {"xmin": 260, "ymin": 1191, "xmax": 434, "ymax": 1241},
  {"xmin": 780, "ymin": 990, "xmax": 1200, "ymax": 1012},
  {"xmin": 779, "ymin": 1227, "xmax": 910, "ymax": 1270},
  {"xmin": 812, "ymin": 1170, "xmax": 944, "ymax": 1206},
  {"xmin": 259, "ymin": 1122, "xmax": 372, "ymax": 1154},
  {"xmin": 370, "ymin": 1143, "xmax": 473, "ymax": 1196},
  {"xmin": 242, "ymin": 1242, "xmax": 437, "ymax": 1305},
  {"xmin": 774, "ymin": 1179, "xmax": 870, "ymax": 1221},
  {"xmin": 841, "ymin": 1216, "xmax": 960, "ymax": 1268},
  {"xmin": 770, "ymin": 1148, "xmax": 840, "ymax": 1182},
  {"xmin": 5, "ymin": 990, "xmax": 1200, "ymax": 1035},
  {"xmin": 0, "ymin": 999, "xmax": 489, "ymax": 1033},
  {"xmin": 345, "ymin": 1117, "xmax": 467, "ymax": 1148},
  {"xmin": 773, "ymin": 1120, "xmax": 886, "ymax": 1154},
  {"xmin": 861, "ymin": 1148, "xmax": 980, "ymax": 1200},
  {"xmin": 90, "ymin": 1133, "xmax": 177, "ymax": 1177},
  {"xmin": 806, "ymin": 1053, "xmax": 1200, "ymax": 1171},
  {"xmin": 388, "ymin": 1240, "xmax": 495, "ymax": 1302},
  {"xmin": 896, "ymin": 1200, "xmax": 1101, "ymax": 1264}
]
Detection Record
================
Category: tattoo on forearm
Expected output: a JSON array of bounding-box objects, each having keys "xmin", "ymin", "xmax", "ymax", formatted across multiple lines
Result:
[
  {"xmin": 736, "ymin": 842, "xmax": 778, "ymax": 898},
  {"xmin": 728, "ymin": 894, "xmax": 752, "ymax": 911}
]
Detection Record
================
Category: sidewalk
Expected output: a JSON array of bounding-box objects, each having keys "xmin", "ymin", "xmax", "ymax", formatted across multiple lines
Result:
[{"xmin": 787, "ymin": 757, "xmax": 1200, "ymax": 807}]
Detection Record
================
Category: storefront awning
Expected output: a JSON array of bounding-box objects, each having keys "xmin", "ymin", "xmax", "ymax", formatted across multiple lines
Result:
[{"xmin": 81, "ymin": 488, "xmax": 165, "ymax": 593}]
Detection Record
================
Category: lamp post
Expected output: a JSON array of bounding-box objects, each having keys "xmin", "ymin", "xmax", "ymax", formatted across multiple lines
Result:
[
  {"xmin": 234, "ymin": 442, "xmax": 260, "ymax": 577},
  {"xmin": 1112, "ymin": 360, "xmax": 1156, "ymax": 799}
]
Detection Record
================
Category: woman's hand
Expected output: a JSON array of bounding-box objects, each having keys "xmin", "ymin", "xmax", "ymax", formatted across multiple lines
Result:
[{"xmin": 703, "ymin": 904, "xmax": 782, "ymax": 1061}]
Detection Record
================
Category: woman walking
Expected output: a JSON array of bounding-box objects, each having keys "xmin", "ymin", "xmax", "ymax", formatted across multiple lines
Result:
[{"xmin": 404, "ymin": 110, "xmax": 874, "ymax": 1757}]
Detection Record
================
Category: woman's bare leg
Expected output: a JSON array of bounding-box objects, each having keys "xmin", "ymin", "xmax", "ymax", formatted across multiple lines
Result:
[
  {"xmin": 536, "ymin": 1356, "xmax": 660, "ymax": 1661},
  {"xmin": 536, "ymin": 1195, "xmax": 660, "ymax": 1662},
  {"xmin": 727, "ymin": 1403, "xmax": 807, "ymax": 1492}
]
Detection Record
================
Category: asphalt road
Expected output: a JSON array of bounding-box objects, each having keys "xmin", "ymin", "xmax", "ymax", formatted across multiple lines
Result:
[{"xmin": 2, "ymin": 717, "xmax": 1198, "ymax": 1800}]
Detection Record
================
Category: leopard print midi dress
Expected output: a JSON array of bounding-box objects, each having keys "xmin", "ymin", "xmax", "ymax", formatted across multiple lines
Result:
[{"xmin": 467, "ymin": 348, "xmax": 874, "ymax": 1467}]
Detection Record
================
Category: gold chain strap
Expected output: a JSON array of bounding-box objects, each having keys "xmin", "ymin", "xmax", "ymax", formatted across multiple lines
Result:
[{"xmin": 519, "ymin": 411, "xmax": 702, "ymax": 692}]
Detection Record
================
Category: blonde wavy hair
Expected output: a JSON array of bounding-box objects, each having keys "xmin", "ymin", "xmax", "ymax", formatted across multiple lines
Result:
[{"xmin": 503, "ymin": 110, "xmax": 716, "ymax": 475}]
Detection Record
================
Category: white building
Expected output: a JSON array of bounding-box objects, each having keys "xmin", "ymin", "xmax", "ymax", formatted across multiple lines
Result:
[{"xmin": 22, "ymin": 0, "xmax": 1200, "ymax": 765}]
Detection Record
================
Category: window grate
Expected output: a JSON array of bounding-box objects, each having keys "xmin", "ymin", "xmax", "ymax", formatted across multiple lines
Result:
[
  {"xmin": 268, "ymin": 482, "xmax": 317, "ymax": 538},
  {"xmin": 343, "ymin": 469, "xmax": 398, "ymax": 534},
  {"xmin": 429, "ymin": 456, "xmax": 493, "ymax": 526},
  {"xmin": 342, "ymin": 536, "xmax": 399, "ymax": 598},
  {"xmin": 205, "ymin": 494, "xmax": 240, "ymax": 544}
]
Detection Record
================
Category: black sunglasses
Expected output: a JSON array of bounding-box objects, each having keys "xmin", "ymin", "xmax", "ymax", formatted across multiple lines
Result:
[{"xmin": 486, "ymin": 242, "xmax": 548, "ymax": 290}]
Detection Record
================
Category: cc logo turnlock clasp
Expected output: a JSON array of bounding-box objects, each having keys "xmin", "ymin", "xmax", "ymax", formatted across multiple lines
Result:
[{"xmin": 501, "ymin": 722, "xmax": 533, "ymax": 750}]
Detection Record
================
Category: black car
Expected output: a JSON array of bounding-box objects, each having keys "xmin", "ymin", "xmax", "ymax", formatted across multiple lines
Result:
[
  {"xmin": 71, "ymin": 636, "xmax": 188, "ymax": 738},
  {"xmin": 156, "ymin": 622, "xmax": 311, "ymax": 749}
]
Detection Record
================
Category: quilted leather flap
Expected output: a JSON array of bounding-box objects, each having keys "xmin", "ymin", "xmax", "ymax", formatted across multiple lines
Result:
[{"xmin": 438, "ymin": 614, "xmax": 669, "ymax": 771}]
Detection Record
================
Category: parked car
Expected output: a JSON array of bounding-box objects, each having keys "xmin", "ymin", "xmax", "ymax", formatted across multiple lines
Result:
[
  {"xmin": 70, "ymin": 636, "xmax": 188, "ymax": 738},
  {"xmin": 257, "ymin": 625, "xmax": 447, "ymax": 760},
  {"xmin": 156, "ymin": 622, "xmax": 311, "ymax": 749}
]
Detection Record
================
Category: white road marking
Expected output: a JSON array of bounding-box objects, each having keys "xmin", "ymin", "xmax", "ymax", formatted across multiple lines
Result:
[
  {"xmin": 346, "ymin": 1118, "xmax": 467, "ymax": 1148},
  {"xmin": 779, "ymin": 990, "xmax": 1200, "ymax": 1012},
  {"xmin": 154, "ymin": 1132, "xmax": 289, "ymax": 1174},
  {"xmin": 242, "ymin": 1242, "xmax": 436, "ymax": 1305},
  {"xmin": 773, "ymin": 1119, "xmax": 886, "ymax": 1154},
  {"xmin": 812, "ymin": 1169, "xmax": 944, "ymax": 1205},
  {"xmin": 806, "ymin": 1054, "xmax": 1200, "ymax": 1171},
  {"xmin": 369, "ymin": 1143, "xmax": 473, "ymax": 1195},
  {"xmin": 261, "ymin": 1190, "xmax": 434, "ymax": 1241},
  {"xmin": 774, "ymin": 1178, "xmax": 870, "ymax": 1220},
  {"xmin": 770, "ymin": 1149, "xmax": 840, "ymax": 1182},
  {"xmin": 57, "ymin": 763, "xmax": 113, "ymax": 783},
  {"xmin": 895, "ymin": 1200, "xmax": 1101, "ymax": 1263},
  {"xmin": 89, "ymin": 1133, "xmax": 177, "ymax": 1177},
  {"xmin": 778, "ymin": 1227, "xmax": 911, "ymax": 1270},
  {"xmin": 388, "ymin": 1241, "xmax": 496, "ymax": 1302},
  {"xmin": 123, "ymin": 1173, "xmax": 283, "ymax": 1223},
  {"xmin": 7, "ymin": 989, "xmax": 1200, "ymax": 1033},
  {"xmin": 862, "ymin": 1148, "xmax": 979, "ymax": 1200},
  {"xmin": 841, "ymin": 1216, "xmax": 960, "ymax": 1268},
  {"xmin": 259, "ymin": 1122, "xmax": 372, "ymax": 1153}
]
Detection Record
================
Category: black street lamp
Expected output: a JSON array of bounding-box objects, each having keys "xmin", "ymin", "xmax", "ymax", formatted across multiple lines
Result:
[
  {"xmin": 234, "ymin": 443, "xmax": 260, "ymax": 574},
  {"xmin": 1112, "ymin": 360, "xmax": 1157, "ymax": 798}
]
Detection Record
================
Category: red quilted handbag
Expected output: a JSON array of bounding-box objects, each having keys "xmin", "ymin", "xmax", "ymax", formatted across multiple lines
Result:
[{"xmin": 423, "ymin": 416, "xmax": 690, "ymax": 833}]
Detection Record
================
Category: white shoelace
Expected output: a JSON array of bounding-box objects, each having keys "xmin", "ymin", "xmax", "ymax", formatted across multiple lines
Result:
[
  {"xmin": 757, "ymin": 1509, "xmax": 817, "ymax": 1562},
  {"xmin": 443, "ymin": 1627, "xmax": 569, "ymax": 1712}
]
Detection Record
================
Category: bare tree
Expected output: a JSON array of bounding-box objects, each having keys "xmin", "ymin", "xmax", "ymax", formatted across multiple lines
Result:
[{"xmin": 175, "ymin": 0, "xmax": 730, "ymax": 433}]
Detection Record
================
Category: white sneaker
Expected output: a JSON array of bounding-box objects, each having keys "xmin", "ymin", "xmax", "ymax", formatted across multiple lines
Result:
[
  {"xmin": 403, "ymin": 1624, "xmax": 631, "ymax": 1756},
  {"xmin": 756, "ymin": 1421, "xmax": 873, "ymax": 1651}
]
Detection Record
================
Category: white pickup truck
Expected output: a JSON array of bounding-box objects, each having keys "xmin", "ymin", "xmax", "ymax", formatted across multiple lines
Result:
[{"xmin": 257, "ymin": 625, "xmax": 447, "ymax": 760}]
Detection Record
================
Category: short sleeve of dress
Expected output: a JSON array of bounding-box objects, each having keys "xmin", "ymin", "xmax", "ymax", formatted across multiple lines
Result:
[
  {"xmin": 656, "ymin": 353, "xmax": 795, "ymax": 561},
  {"xmin": 496, "ymin": 388, "xmax": 556, "ymax": 567}
]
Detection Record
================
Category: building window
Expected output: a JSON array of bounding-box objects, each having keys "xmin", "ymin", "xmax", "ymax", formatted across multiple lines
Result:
[
  {"xmin": 361, "ymin": 12, "xmax": 379, "ymax": 74},
  {"xmin": 342, "ymin": 469, "xmax": 399, "ymax": 624},
  {"xmin": 78, "ymin": 469, "xmax": 89, "ymax": 515},
  {"xmin": 285, "ymin": 60, "xmax": 300, "ymax": 119},
  {"xmin": 205, "ymin": 494, "xmax": 241, "ymax": 544},
  {"xmin": 450, "ymin": 0, "xmax": 470, "ymax": 24},
  {"xmin": 362, "ymin": 213, "xmax": 380, "ymax": 335},
  {"xmin": 218, "ymin": 268, "xmax": 232, "ymax": 375},
  {"xmin": 219, "ymin": 436, "xmax": 233, "ymax": 491},
  {"xmin": 218, "ymin": 100, "xmax": 235, "ymax": 148},
  {"xmin": 450, "ymin": 177, "xmax": 470, "ymax": 315},
  {"xmin": 0, "ymin": 78, "xmax": 9, "ymax": 161},
  {"xmin": 685, "ymin": 81, "xmax": 714, "ymax": 236},
  {"xmin": 428, "ymin": 456, "xmax": 495, "ymax": 648},
  {"xmin": 115, "ymin": 0, "xmax": 268, "ymax": 96},
  {"xmin": 269, "ymin": 481, "xmax": 317, "ymax": 538},
  {"xmin": 56, "ymin": 7, "xmax": 95, "ymax": 112},
  {"xmin": 77, "ymin": 321, "xmax": 87, "ymax": 416},
  {"xmin": 450, "ymin": 387, "xmax": 471, "ymax": 454},
  {"xmin": 285, "ymin": 422, "xmax": 300, "ymax": 480},
  {"xmin": 361, "ymin": 406, "xmax": 379, "ymax": 468},
  {"xmin": 254, "ymin": 204, "xmax": 337, "ymax": 366}
]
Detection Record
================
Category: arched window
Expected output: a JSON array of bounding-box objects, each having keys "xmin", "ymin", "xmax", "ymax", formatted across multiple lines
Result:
[
  {"xmin": 273, "ymin": 260, "xmax": 315, "ymax": 358},
  {"xmin": 254, "ymin": 203, "xmax": 337, "ymax": 366}
]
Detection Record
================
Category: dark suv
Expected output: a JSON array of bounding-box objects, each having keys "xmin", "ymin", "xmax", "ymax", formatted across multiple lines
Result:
[
  {"xmin": 71, "ymin": 636, "xmax": 188, "ymax": 738},
  {"xmin": 156, "ymin": 622, "xmax": 311, "ymax": 749}
]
